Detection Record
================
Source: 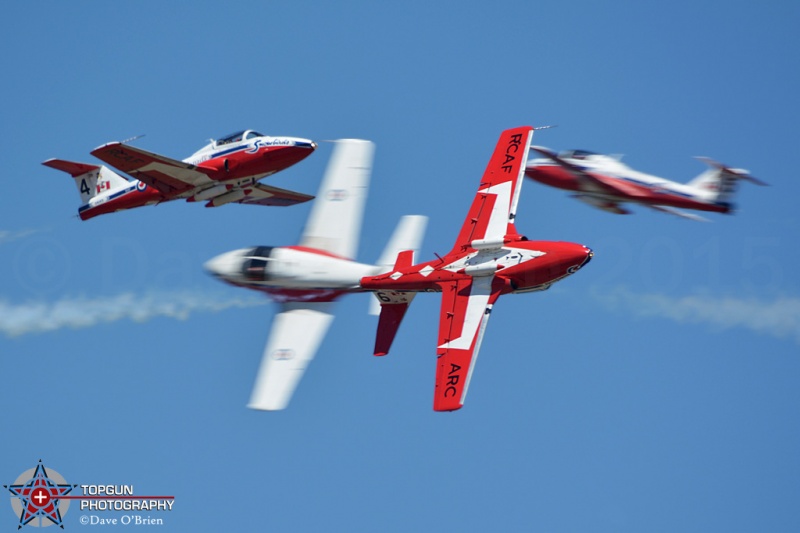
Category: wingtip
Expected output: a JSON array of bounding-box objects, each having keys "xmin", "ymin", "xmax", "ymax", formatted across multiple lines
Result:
[
  {"xmin": 247, "ymin": 403, "xmax": 285, "ymax": 412},
  {"xmin": 90, "ymin": 140, "xmax": 123, "ymax": 155},
  {"xmin": 433, "ymin": 404, "xmax": 464, "ymax": 412},
  {"xmin": 433, "ymin": 398, "xmax": 464, "ymax": 412}
]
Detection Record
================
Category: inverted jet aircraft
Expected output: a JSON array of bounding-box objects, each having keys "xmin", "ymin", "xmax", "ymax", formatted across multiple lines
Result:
[
  {"xmin": 205, "ymin": 139, "xmax": 428, "ymax": 410},
  {"xmin": 360, "ymin": 127, "xmax": 592, "ymax": 411},
  {"xmin": 526, "ymin": 147, "xmax": 765, "ymax": 220},
  {"xmin": 206, "ymin": 127, "xmax": 593, "ymax": 412},
  {"xmin": 44, "ymin": 130, "xmax": 316, "ymax": 220}
]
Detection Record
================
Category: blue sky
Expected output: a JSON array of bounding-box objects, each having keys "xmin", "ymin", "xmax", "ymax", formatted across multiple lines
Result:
[{"xmin": 2, "ymin": 1, "xmax": 799, "ymax": 531}]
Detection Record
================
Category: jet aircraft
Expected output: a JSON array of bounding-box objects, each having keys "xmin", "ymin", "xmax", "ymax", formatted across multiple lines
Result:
[
  {"xmin": 205, "ymin": 139, "xmax": 428, "ymax": 410},
  {"xmin": 526, "ymin": 147, "xmax": 765, "ymax": 220},
  {"xmin": 206, "ymin": 127, "xmax": 593, "ymax": 412},
  {"xmin": 44, "ymin": 130, "xmax": 316, "ymax": 220}
]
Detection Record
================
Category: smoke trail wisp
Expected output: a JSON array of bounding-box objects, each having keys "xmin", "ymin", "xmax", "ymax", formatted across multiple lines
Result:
[
  {"xmin": 0, "ymin": 290, "xmax": 268, "ymax": 338},
  {"xmin": 593, "ymin": 286, "xmax": 800, "ymax": 344}
]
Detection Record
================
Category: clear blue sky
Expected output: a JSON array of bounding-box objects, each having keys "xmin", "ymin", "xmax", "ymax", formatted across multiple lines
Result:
[{"xmin": 2, "ymin": 2, "xmax": 799, "ymax": 531}]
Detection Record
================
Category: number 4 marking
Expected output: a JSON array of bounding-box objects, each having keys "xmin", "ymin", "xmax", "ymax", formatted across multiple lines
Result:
[{"xmin": 80, "ymin": 179, "xmax": 90, "ymax": 195}]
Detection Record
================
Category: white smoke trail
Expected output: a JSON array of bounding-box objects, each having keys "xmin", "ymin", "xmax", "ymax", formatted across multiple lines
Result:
[
  {"xmin": 0, "ymin": 228, "xmax": 45, "ymax": 245},
  {"xmin": 593, "ymin": 286, "xmax": 800, "ymax": 344},
  {"xmin": 0, "ymin": 290, "xmax": 268, "ymax": 338}
]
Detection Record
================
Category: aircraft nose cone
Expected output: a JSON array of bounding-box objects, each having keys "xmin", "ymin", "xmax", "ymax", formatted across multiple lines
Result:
[
  {"xmin": 204, "ymin": 249, "xmax": 246, "ymax": 280},
  {"xmin": 565, "ymin": 245, "xmax": 593, "ymax": 275},
  {"xmin": 582, "ymin": 247, "xmax": 593, "ymax": 267},
  {"xmin": 294, "ymin": 138, "xmax": 316, "ymax": 151}
]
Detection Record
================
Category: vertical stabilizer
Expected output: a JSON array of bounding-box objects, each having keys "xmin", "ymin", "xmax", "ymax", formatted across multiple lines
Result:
[
  {"xmin": 687, "ymin": 168, "xmax": 738, "ymax": 204},
  {"xmin": 688, "ymin": 156, "xmax": 765, "ymax": 207},
  {"xmin": 375, "ymin": 215, "xmax": 428, "ymax": 272},
  {"xmin": 43, "ymin": 158, "xmax": 129, "ymax": 204},
  {"xmin": 368, "ymin": 215, "xmax": 427, "ymax": 316}
]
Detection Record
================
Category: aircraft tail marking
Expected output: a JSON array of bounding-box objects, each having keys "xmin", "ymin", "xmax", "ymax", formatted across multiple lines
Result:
[
  {"xmin": 688, "ymin": 157, "xmax": 766, "ymax": 207},
  {"xmin": 43, "ymin": 158, "xmax": 129, "ymax": 205}
]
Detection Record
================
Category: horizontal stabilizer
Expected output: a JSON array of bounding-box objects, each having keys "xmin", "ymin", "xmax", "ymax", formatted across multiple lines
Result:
[
  {"xmin": 43, "ymin": 158, "xmax": 129, "ymax": 206},
  {"xmin": 42, "ymin": 158, "xmax": 100, "ymax": 177},
  {"xmin": 373, "ymin": 290, "xmax": 415, "ymax": 356},
  {"xmin": 371, "ymin": 247, "xmax": 418, "ymax": 355},
  {"xmin": 695, "ymin": 156, "xmax": 767, "ymax": 186}
]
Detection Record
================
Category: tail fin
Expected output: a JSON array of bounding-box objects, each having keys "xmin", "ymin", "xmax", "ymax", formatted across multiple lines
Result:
[
  {"xmin": 43, "ymin": 159, "xmax": 129, "ymax": 204},
  {"xmin": 374, "ymin": 215, "xmax": 428, "ymax": 273},
  {"xmin": 688, "ymin": 157, "xmax": 766, "ymax": 207},
  {"xmin": 368, "ymin": 215, "xmax": 428, "ymax": 316}
]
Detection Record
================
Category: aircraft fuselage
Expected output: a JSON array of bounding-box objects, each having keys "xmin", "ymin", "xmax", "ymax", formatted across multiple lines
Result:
[
  {"xmin": 77, "ymin": 133, "xmax": 315, "ymax": 220},
  {"xmin": 361, "ymin": 240, "xmax": 593, "ymax": 294},
  {"xmin": 526, "ymin": 162, "xmax": 731, "ymax": 214}
]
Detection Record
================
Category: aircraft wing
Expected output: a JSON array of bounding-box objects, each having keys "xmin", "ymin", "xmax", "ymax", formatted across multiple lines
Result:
[
  {"xmin": 530, "ymin": 146, "xmax": 649, "ymax": 199},
  {"xmin": 433, "ymin": 276, "xmax": 504, "ymax": 411},
  {"xmin": 248, "ymin": 302, "xmax": 335, "ymax": 411},
  {"xmin": 646, "ymin": 204, "xmax": 709, "ymax": 222},
  {"xmin": 452, "ymin": 127, "xmax": 534, "ymax": 251},
  {"xmin": 238, "ymin": 183, "xmax": 314, "ymax": 207},
  {"xmin": 91, "ymin": 141, "xmax": 214, "ymax": 195},
  {"xmin": 299, "ymin": 140, "xmax": 374, "ymax": 259}
]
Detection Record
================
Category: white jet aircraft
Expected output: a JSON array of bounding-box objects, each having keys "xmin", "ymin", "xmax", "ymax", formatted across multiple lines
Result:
[{"xmin": 205, "ymin": 140, "xmax": 427, "ymax": 410}]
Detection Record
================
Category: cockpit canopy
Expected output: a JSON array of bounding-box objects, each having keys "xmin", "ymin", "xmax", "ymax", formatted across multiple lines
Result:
[
  {"xmin": 559, "ymin": 149, "xmax": 600, "ymax": 160},
  {"xmin": 242, "ymin": 246, "xmax": 274, "ymax": 282},
  {"xmin": 216, "ymin": 130, "xmax": 265, "ymax": 146},
  {"xmin": 189, "ymin": 130, "xmax": 268, "ymax": 158}
]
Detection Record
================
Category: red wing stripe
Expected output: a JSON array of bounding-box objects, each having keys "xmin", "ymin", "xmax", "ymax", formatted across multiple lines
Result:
[
  {"xmin": 433, "ymin": 277, "xmax": 503, "ymax": 411},
  {"xmin": 450, "ymin": 127, "xmax": 534, "ymax": 252}
]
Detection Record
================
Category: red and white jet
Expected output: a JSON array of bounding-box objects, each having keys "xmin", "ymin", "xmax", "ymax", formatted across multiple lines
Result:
[
  {"xmin": 526, "ymin": 147, "xmax": 766, "ymax": 220},
  {"xmin": 206, "ymin": 127, "xmax": 593, "ymax": 412},
  {"xmin": 44, "ymin": 130, "xmax": 316, "ymax": 220},
  {"xmin": 205, "ymin": 139, "xmax": 428, "ymax": 410},
  {"xmin": 361, "ymin": 127, "xmax": 592, "ymax": 411}
]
